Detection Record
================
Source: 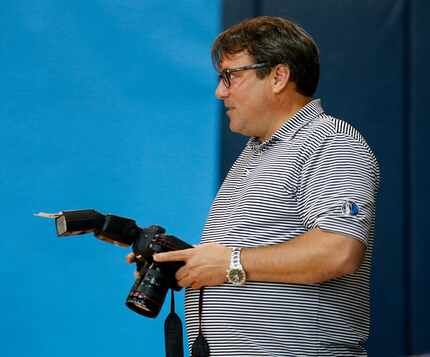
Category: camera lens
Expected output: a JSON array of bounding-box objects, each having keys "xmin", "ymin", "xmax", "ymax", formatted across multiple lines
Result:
[{"xmin": 125, "ymin": 263, "xmax": 169, "ymax": 318}]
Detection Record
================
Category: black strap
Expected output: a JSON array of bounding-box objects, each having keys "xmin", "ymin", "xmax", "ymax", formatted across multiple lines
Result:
[
  {"xmin": 198, "ymin": 288, "xmax": 203, "ymax": 333},
  {"xmin": 164, "ymin": 290, "xmax": 184, "ymax": 357},
  {"xmin": 170, "ymin": 288, "xmax": 176, "ymax": 314},
  {"xmin": 191, "ymin": 288, "xmax": 210, "ymax": 357}
]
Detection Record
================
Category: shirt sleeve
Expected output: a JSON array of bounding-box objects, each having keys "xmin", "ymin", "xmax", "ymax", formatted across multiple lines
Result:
[{"xmin": 297, "ymin": 133, "xmax": 379, "ymax": 245}]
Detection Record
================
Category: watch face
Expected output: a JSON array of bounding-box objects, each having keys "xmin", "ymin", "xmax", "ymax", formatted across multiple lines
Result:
[{"xmin": 228, "ymin": 268, "xmax": 246, "ymax": 284}]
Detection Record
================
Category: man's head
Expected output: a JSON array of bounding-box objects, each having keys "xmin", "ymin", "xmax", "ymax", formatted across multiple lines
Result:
[
  {"xmin": 212, "ymin": 16, "xmax": 320, "ymax": 98},
  {"xmin": 212, "ymin": 16, "xmax": 320, "ymax": 141}
]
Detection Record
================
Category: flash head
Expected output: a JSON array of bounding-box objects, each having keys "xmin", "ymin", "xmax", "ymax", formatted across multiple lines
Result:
[
  {"xmin": 55, "ymin": 209, "xmax": 104, "ymax": 236},
  {"xmin": 54, "ymin": 209, "xmax": 137, "ymax": 247}
]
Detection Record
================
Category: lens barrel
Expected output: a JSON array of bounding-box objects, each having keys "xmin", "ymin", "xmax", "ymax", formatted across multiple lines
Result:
[{"xmin": 125, "ymin": 263, "xmax": 169, "ymax": 318}]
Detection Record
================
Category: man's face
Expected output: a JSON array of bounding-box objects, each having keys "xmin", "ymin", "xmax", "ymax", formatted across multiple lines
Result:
[{"xmin": 215, "ymin": 52, "xmax": 272, "ymax": 139}]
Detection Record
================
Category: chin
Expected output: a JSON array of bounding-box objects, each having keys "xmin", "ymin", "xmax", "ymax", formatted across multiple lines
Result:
[
  {"xmin": 229, "ymin": 123, "xmax": 248, "ymax": 137},
  {"xmin": 228, "ymin": 120, "xmax": 241, "ymax": 134}
]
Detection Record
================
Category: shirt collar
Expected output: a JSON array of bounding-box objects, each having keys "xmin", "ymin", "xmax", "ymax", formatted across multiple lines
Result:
[{"xmin": 248, "ymin": 99, "xmax": 324, "ymax": 153}]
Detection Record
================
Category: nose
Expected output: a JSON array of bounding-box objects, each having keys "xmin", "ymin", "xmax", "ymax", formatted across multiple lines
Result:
[{"xmin": 215, "ymin": 79, "xmax": 229, "ymax": 100}]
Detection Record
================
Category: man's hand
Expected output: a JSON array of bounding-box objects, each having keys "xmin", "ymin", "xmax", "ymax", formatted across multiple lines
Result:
[
  {"xmin": 126, "ymin": 252, "xmax": 135, "ymax": 264},
  {"xmin": 125, "ymin": 252, "xmax": 142, "ymax": 279},
  {"xmin": 153, "ymin": 243, "xmax": 231, "ymax": 289}
]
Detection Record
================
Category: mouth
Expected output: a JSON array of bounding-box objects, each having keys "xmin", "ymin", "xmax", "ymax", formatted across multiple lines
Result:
[
  {"xmin": 225, "ymin": 108, "xmax": 235, "ymax": 117},
  {"xmin": 225, "ymin": 105, "xmax": 235, "ymax": 114}
]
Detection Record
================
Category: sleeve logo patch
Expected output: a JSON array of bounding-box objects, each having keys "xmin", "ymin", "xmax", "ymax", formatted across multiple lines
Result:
[{"xmin": 341, "ymin": 200, "xmax": 360, "ymax": 216}]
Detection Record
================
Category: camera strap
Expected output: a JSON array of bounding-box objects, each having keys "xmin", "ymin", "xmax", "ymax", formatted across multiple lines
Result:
[
  {"xmin": 164, "ymin": 288, "xmax": 210, "ymax": 357},
  {"xmin": 164, "ymin": 289, "xmax": 184, "ymax": 357},
  {"xmin": 191, "ymin": 288, "xmax": 210, "ymax": 357}
]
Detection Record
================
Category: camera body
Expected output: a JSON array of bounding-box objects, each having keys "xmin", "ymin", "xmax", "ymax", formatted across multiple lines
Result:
[{"xmin": 55, "ymin": 209, "xmax": 192, "ymax": 318}]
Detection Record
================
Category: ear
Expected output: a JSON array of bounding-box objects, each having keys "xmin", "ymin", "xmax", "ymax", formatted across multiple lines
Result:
[{"xmin": 271, "ymin": 64, "xmax": 290, "ymax": 94}]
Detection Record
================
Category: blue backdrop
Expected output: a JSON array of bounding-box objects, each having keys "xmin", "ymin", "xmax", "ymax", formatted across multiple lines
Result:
[
  {"xmin": 3, "ymin": 1, "xmax": 429, "ymax": 357},
  {"xmin": 0, "ymin": 1, "xmax": 220, "ymax": 356}
]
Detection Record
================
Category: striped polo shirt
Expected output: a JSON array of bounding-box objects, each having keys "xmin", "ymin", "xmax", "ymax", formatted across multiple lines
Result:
[{"xmin": 185, "ymin": 99, "xmax": 379, "ymax": 357}]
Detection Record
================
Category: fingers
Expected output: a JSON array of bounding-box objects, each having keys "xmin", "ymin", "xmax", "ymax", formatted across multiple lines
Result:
[
  {"xmin": 175, "ymin": 265, "xmax": 196, "ymax": 288},
  {"xmin": 153, "ymin": 248, "xmax": 193, "ymax": 263},
  {"xmin": 191, "ymin": 282, "xmax": 203, "ymax": 289},
  {"xmin": 126, "ymin": 252, "xmax": 135, "ymax": 264},
  {"xmin": 176, "ymin": 273, "xmax": 203, "ymax": 289},
  {"xmin": 177, "ymin": 275, "xmax": 194, "ymax": 289},
  {"xmin": 125, "ymin": 252, "xmax": 141, "ymax": 279},
  {"xmin": 175, "ymin": 266, "xmax": 188, "ymax": 281}
]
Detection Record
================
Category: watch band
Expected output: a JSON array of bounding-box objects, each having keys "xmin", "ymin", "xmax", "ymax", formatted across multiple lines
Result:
[
  {"xmin": 230, "ymin": 247, "xmax": 242, "ymax": 269},
  {"xmin": 227, "ymin": 247, "xmax": 246, "ymax": 285}
]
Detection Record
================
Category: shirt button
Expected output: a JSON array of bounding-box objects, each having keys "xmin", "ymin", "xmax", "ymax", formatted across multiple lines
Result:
[{"xmin": 244, "ymin": 169, "xmax": 250, "ymax": 176}]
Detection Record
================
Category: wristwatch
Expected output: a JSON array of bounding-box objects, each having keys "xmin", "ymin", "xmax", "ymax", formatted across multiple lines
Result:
[{"xmin": 226, "ymin": 247, "xmax": 246, "ymax": 285}]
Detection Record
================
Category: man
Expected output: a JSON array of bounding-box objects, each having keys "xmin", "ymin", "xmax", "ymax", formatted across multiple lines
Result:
[{"xmin": 131, "ymin": 16, "xmax": 379, "ymax": 356}]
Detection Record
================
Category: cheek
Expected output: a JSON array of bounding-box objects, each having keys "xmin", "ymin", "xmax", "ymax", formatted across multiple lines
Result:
[
  {"xmin": 232, "ymin": 80, "xmax": 269, "ymax": 115},
  {"xmin": 240, "ymin": 90, "xmax": 266, "ymax": 114}
]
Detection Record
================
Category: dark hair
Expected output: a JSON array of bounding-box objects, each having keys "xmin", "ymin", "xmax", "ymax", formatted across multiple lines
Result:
[{"xmin": 212, "ymin": 16, "xmax": 320, "ymax": 97}]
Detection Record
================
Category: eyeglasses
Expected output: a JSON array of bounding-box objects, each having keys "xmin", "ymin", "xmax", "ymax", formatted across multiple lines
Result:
[{"xmin": 218, "ymin": 63, "xmax": 270, "ymax": 88}]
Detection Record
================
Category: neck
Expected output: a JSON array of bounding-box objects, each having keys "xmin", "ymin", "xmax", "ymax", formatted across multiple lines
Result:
[{"xmin": 258, "ymin": 94, "xmax": 312, "ymax": 142}]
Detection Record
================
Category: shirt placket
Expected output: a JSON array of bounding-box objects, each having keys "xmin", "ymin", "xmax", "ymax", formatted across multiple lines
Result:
[
  {"xmin": 221, "ymin": 147, "xmax": 265, "ymax": 231},
  {"xmin": 244, "ymin": 151, "xmax": 259, "ymax": 178}
]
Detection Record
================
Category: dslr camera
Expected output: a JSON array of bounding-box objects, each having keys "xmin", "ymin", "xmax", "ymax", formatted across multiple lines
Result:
[{"xmin": 54, "ymin": 209, "xmax": 192, "ymax": 318}]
